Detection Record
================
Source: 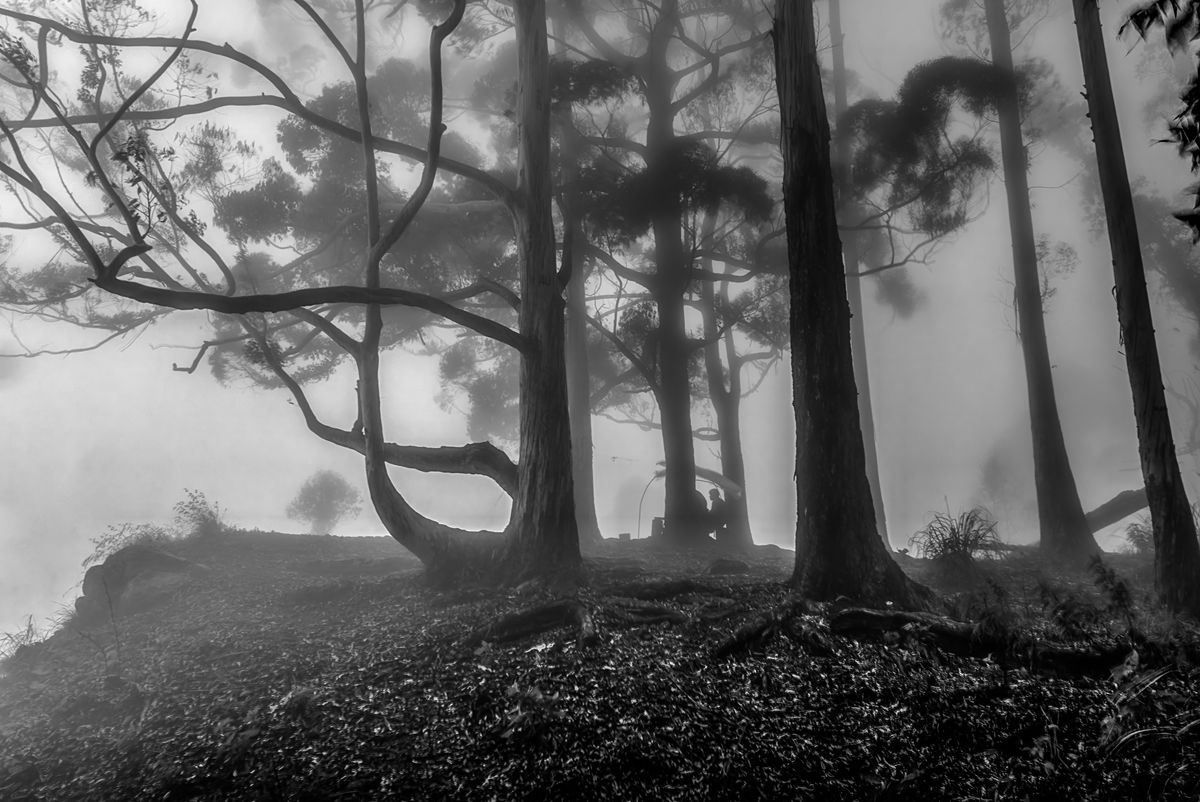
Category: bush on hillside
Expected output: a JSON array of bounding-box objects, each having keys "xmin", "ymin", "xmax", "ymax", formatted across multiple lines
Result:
[{"xmin": 909, "ymin": 505, "xmax": 1003, "ymax": 561}]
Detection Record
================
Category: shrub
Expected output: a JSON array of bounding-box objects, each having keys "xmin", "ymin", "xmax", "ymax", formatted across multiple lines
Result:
[
  {"xmin": 172, "ymin": 488, "xmax": 225, "ymax": 538},
  {"xmin": 908, "ymin": 505, "xmax": 1002, "ymax": 560},
  {"xmin": 1091, "ymin": 555, "xmax": 1137, "ymax": 630},
  {"xmin": 1124, "ymin": 514, "xmax": 1153, "ymax": 556},
  {"xmin": 286, "ymin": 471, "xmax": 362, "ymax": 534},
  {"xmin": 0, "ymin": 615, "xmax": 43, "ymax": 661},
  {"xmin": 1037, "ymin": 579, "xmax": 1105, "ymax": 640},
  {"xmin": 82, "ymin": 522, "xmax": 173, "ymax": 568},
  {"xmin": 84, "ymin": 489, "xmax": 225, "ymax": 568}
]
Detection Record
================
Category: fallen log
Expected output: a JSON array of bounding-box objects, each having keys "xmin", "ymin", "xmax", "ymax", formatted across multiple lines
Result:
[
  {"xmin": 829, "ymin": 607, "xmax": 1131, "ymax": 677},
  {"xmin": 1085, "ymin": 487, "xmax": 1147, "ymax": 533}
]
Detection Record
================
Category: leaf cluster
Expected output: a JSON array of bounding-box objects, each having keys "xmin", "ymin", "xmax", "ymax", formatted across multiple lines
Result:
[
  {"xmin": 578, "ymin": 140, "xmax": 771, "ymax": 241},
  {"xmin": 837, "ymin": 57, "xmax": 998, "ymax": 238}
]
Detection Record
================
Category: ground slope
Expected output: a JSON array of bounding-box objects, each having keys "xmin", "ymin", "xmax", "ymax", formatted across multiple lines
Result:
[{"xmin": 0, "ymin": 531, "xmax": 1197, "ymax": 800}]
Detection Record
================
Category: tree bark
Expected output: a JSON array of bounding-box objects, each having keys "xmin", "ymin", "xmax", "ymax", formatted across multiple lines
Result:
[
  {"xmin": 700, "ymin": 252, "xmax": 754, "ymax": 550},
  {"xmin": 565, "ymin": 226, "xmax": 604, "ymax": 545},
  {"xmin": 350, "ymin": 0, "xmax": 510, "ymax": 583},
  {"xmin": 551, "ymin": 9, "xmax": 604, "ymax": 547},
  {"xmin": 645, "ymin": 0, "xmax": 705, "ymax": 547},
  {"xmin": 1072, "ymin": 0, "xmax": 1200, "ymax": 615},
  {"xmin": 829, "ymin": 0, "xmax": 889, "ymax": 548},
  {"xmin": 774, "ymin": 0, "xmax": 928, "ymax": 609},
  {"xmin": 983, "ymin": 0, "xmax": 1098, "ymax": 562},
  {"xmin": 503, "ymin": 0, "xmax": 582, "ymax": 579},
  {"xmin": 1085, "ymin": 487, "xmax": 1148, "ymax": 533}
]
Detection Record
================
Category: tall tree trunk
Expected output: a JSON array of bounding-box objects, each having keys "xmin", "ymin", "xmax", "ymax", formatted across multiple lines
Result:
[
  {"xmin": 699, "ymin": 246, "xmax": 754, "ymax": 550},
  {"xmin": 551, "ymin": 11, "xmax": 604, "ymax": 547},
  {"xmin": 1072, "ymin": 0, "xmax": 1200, "ymax": 615},
  {"xmin": 647, "ymin": 0, "xmax": 704, "ymax": 546},
  {"xmin": 564, "ymin": 228, "xmax": 604, "ymax": 545},
  {"xmin": 774, "ymin": 0, "xmax": 927, "ymax": 609},
  {"xmin": 829, "ymin": 0, "xmax": 889, "ymax": 547},
  {"xmin": 503, "ymin": 0, "xmax": 581, "ymax": 578},
  {"xmin": 983, "ymin": 0, "xmax": 1098, "ymax": 561}
]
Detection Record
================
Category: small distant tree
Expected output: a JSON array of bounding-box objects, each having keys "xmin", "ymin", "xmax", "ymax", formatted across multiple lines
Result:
[{"xmin": 287, "ymin": 471, "xmax": 362, "ymax": 534}]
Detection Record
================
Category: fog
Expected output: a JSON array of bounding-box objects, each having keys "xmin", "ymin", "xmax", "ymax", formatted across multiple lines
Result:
[{"xmin": 3, "ymin": 0, "xmax": 1198, "ymax": 637}]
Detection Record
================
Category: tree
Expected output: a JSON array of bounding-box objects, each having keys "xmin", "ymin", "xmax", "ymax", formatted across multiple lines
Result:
[
  {"xmin": 829, "ymin": 0, "xmax": 888, "ymax": 545},
  {"xmin": 983, "ymin": 0, "xmax": 1098, "ymax": 560},
  {"xmin": 931, "ymin": 0, "xmax": 1099, "ymax": 560},
  {"xmin": 773, "ymin": 0, "xmax": 927, "ymax": 607},
  {"xmin": 287, "ymin": 471, "xmax": 362, "ymax": 534},
  {"xmin": 563, "ymin": 0, "xmax": 773, "ymax": 546},
  {"xmin": 0, "ymin": 0, "xmax": 578, "ymax": 583},
  {"xmin": 831, "ymin": 6, "xmax": 999, "ymax": 548},
  {"xmin": 1074, "ymin": 0, "xmax": 1200, "ymax": 615}
]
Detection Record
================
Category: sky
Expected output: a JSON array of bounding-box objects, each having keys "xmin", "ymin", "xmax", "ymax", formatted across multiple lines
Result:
[{"xmin": 3, "ymin": 0, "xmax": 1200, "ymax": 636}]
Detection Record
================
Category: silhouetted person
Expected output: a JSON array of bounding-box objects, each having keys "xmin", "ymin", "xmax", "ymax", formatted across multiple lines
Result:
[{"xmin": 708, "ymin": 488, "xmax": 729, "ymax": 543}]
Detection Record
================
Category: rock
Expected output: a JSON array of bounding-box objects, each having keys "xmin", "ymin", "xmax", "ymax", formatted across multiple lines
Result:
[
  {"xmin": 73, "ymin": 545, "xmax": 206, "ymax": 627},
  {"xmin": 74, "ymin": 595, "xmax": 107, "ymax": 627},
  {"xmin": 118, "ymin": 572, "xmax": 190, "ymax": 615},
  {"xmin": 0, "ymin": 759, "xmax": 39, "ymax": 793},
  {"xmin": 707, "ymin": 557, "xmax": 751, "ymax": 575},
  {"xmin": 81, "ymin": 564, "xmax": 111, "ymax": 600}
]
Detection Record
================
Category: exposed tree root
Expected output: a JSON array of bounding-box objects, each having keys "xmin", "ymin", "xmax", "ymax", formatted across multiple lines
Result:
[
  {"xmin": 605, "ymin": 600, "xmax": 689, "ymax": 628},
  {"xmin": 829, "ymin": 608, "xmax": 1132, "ymax": 677},
  {"xmin": 460, "ymin": 600, "xmax": 597, "ymax": 649},
  {"xmin": 602, "ymin": 578, "xmax": 727, "ymax": 601},
  {"xmin": 711, "ymin": 598, "xmax": 810, "ymax": 659}
]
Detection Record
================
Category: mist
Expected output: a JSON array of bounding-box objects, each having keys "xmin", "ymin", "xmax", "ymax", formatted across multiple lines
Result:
[{"xmin": 2, "ymin": 0, "xmax": 1198, "ymax": 637}]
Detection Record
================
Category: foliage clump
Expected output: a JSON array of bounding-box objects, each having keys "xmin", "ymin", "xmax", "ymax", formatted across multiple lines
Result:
[
  {"xmin": 909, "ymin": 505, "xmax": 1003, "ymax": 561},
  {"xmin": 84, "ymin": 489, "xmax": 225, "ymax": 568},
  {"xmin": 172, "ymin": 489, "xmax": 226, "ymax": 539},
  {"xmin": 1090, "ymin": 556, "xmax": 1138, "ymax": 631},
  {"xmin": 286, "ymin": 471, "xmax": 362, "ymax": 534},
  {"xmin": 0, "ymin": 616, "xmax": 44, "ymax": 661},
  {"xmin": 82, "ymin": 523, "xmax": 174, "ymax": 569},
  {"xmin": 1124, "ymin": 514, "xmax": 1154, "ymax": 556}
]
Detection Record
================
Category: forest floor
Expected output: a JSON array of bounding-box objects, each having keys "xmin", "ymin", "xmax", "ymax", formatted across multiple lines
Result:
[{"xmin": 1, "ymin": 530, "xmax": 1198, "ymax": 801}]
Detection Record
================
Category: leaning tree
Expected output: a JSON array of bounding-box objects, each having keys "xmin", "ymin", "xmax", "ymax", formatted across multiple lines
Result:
[
  {"xmin": 1075, "ymin": 0, "xmax": 1200, "ymax": 615},
  {"xmin": 0, "ymin": 0, "xmax": 579, "ymax": 583}
]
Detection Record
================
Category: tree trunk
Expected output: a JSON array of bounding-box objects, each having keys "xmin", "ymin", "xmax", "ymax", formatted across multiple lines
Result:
[
  {"xmin": 829, "ymin": 0, "xmax": 889, "ymax": 548},
  {"xmin": 699, "ymin": 247, "xmax": 754, "ymax": 551},
  {"xmin": 1085, "ymin": 487, "xmax": 1147, "ymax": 533},
  {"xmin": 983, "ymin": 0, "xmax": 1098, "ymax": 562},
  {"xmin": 774, "ymin": 0, "xmax": 928, "ymax": 609},
  {"xmin": 564, "ymin": 225, "xmax": 604, "ymax": 545},
  {"xmin": 646, "ymin": 0, "xmax": 704, "ymax": 546},
  {"xmin": 717, "ymin": 347, "xmax": 754, "ymax": 550},
  {"xmin": 551, "ymin": 9, "xmax": 603, "ymax": 547},
  {"xmin": 503, "ymin": 0, "xmax": 581, "ymax": 579},
  {"xmin": 1072, "ymin": 0, "xmax": 1200, "ymax": 616}
]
